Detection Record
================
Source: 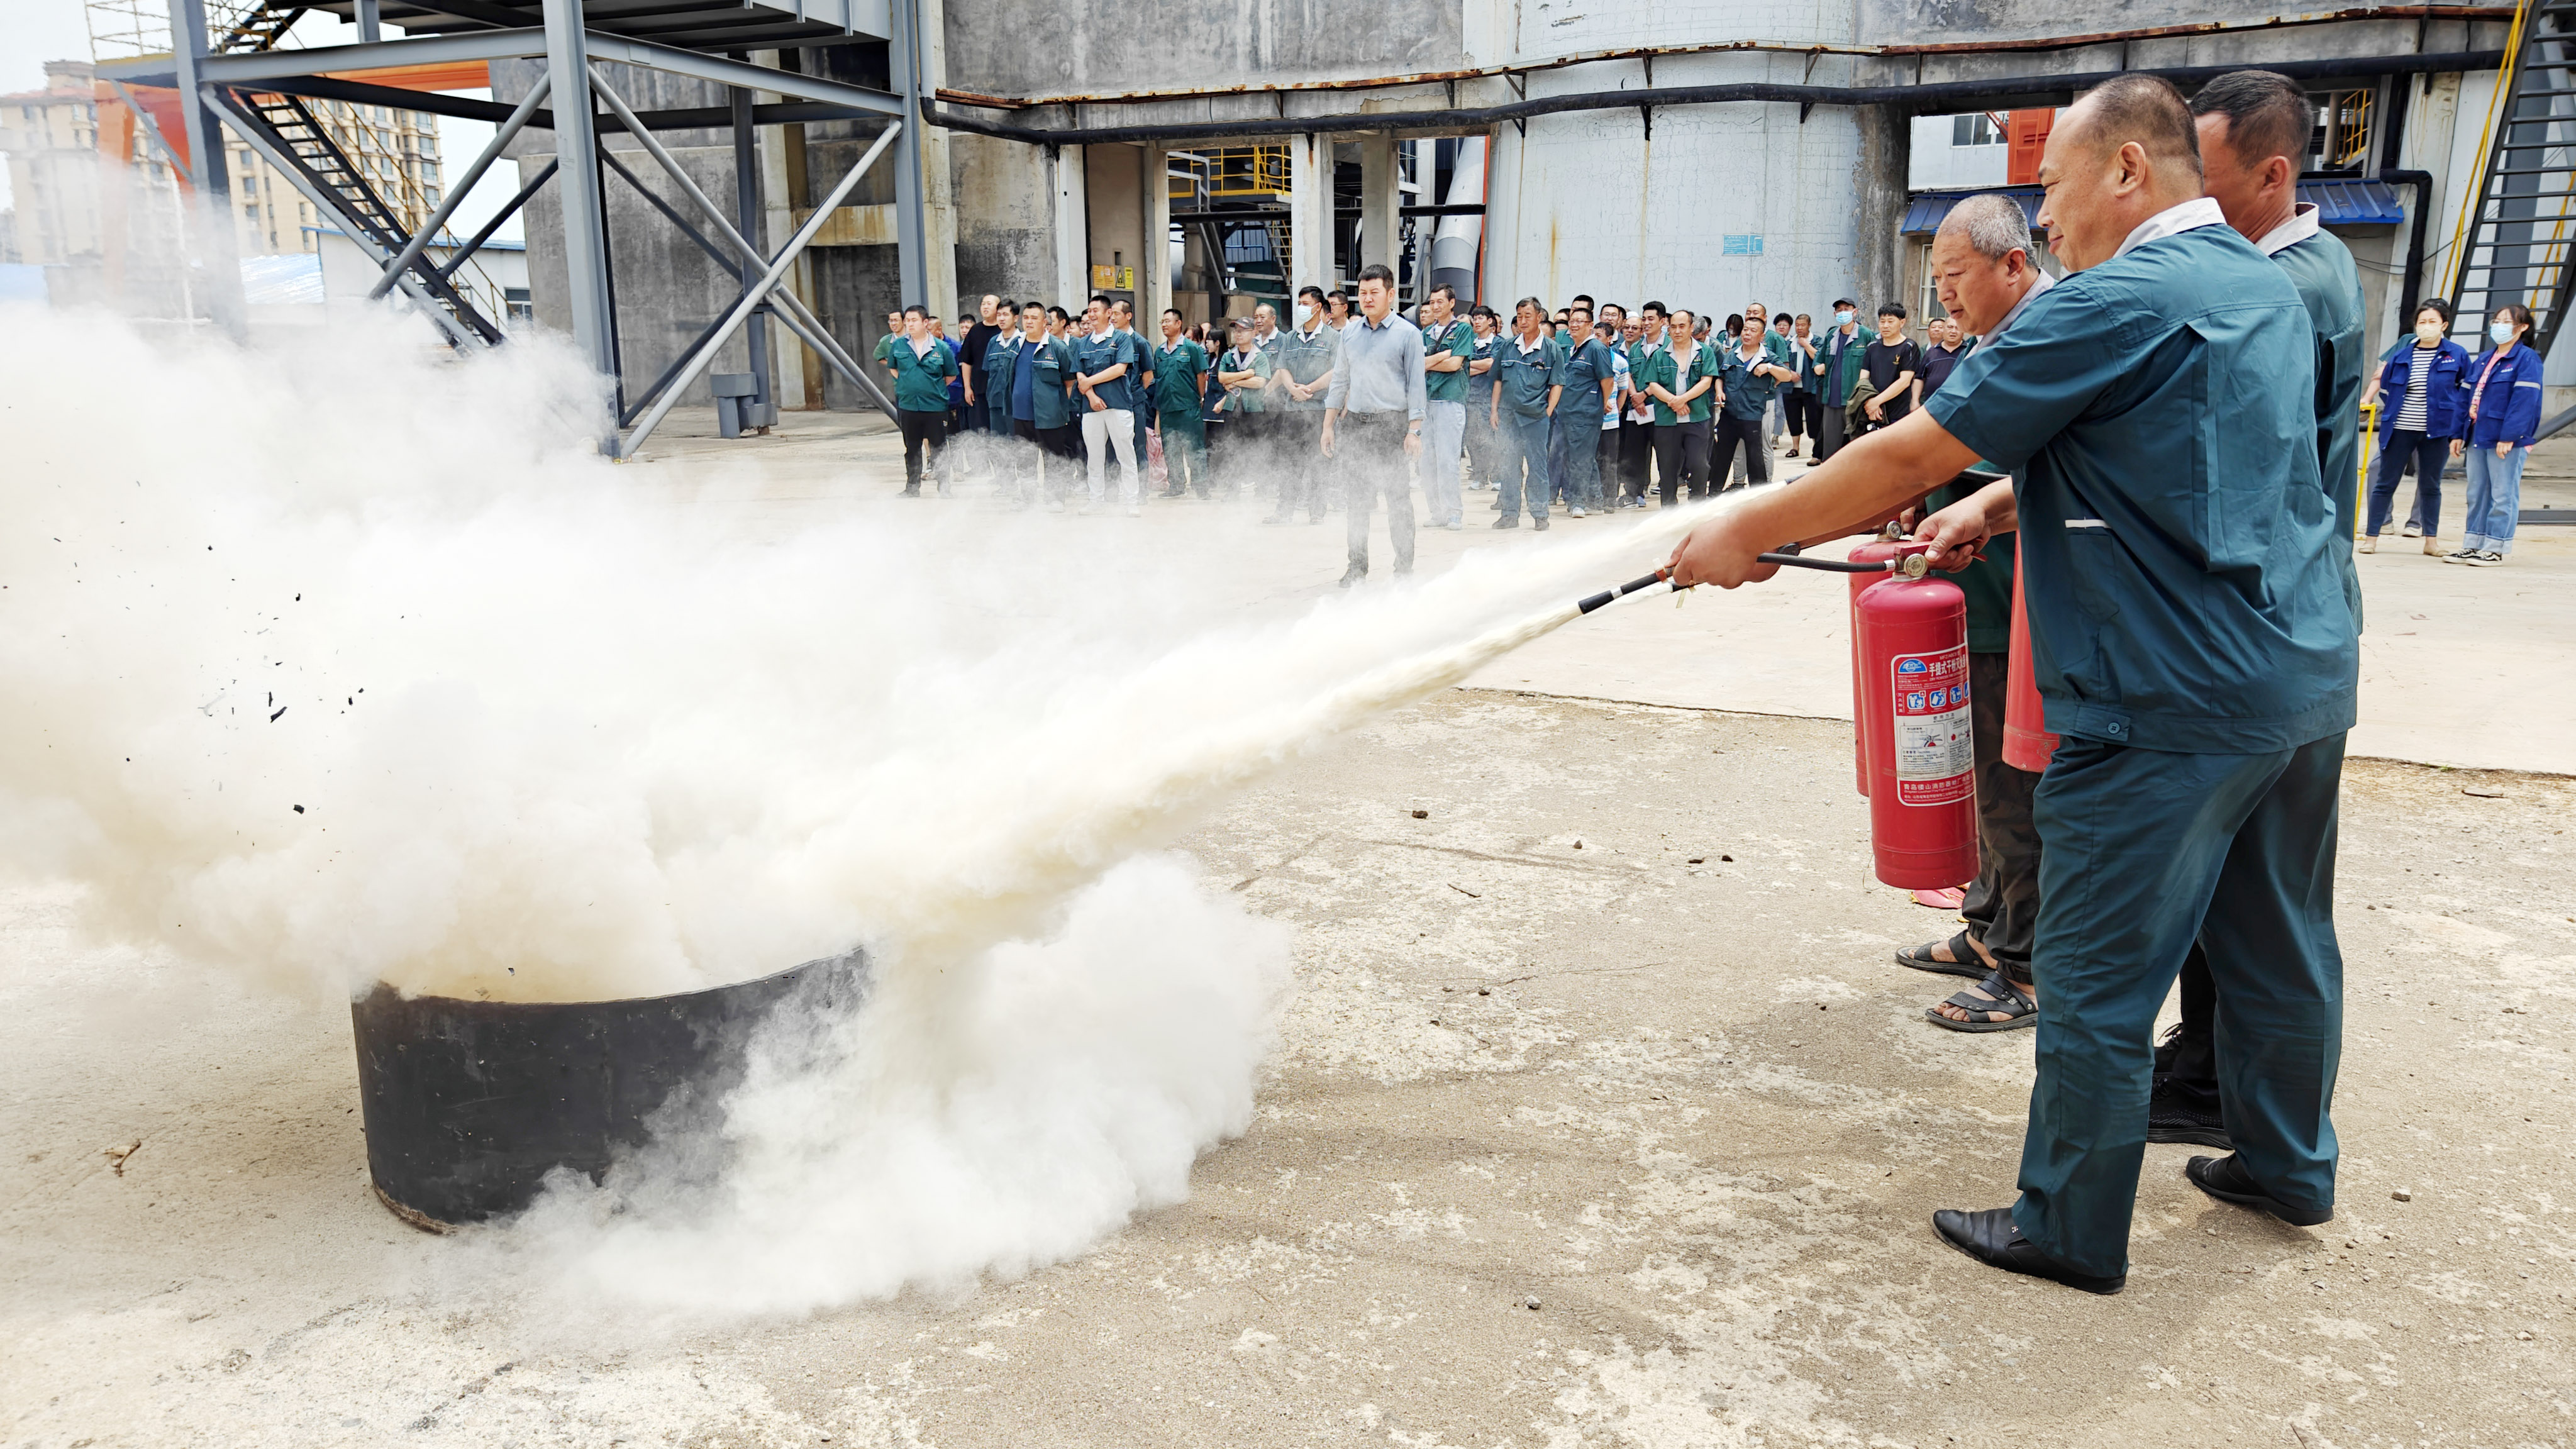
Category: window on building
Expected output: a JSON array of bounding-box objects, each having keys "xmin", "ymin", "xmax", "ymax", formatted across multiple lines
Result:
[{"xmin": 1950, "ymin": 113, "xmax": 2004, "ymax": 148}]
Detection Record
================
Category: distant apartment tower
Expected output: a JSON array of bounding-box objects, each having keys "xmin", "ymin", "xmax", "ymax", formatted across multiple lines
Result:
[{"xmin": 0, "ymin": 60, "xmax": 107, "ymax": 265}]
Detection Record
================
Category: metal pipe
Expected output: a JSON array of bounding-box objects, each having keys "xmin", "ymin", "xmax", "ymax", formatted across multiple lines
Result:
[
  {"xmin": 2381, "ymin": 166, "xmax": 2437, "ymax": 334},
  {"xmin": 923, "ymin": 50, "xmax": 2506, "ymax": 147},
  {"xmin": 204, "ymin": 87, "xmax": 484, "ymax": 349},
  {"xmin": 618, "ymin": 123, "xmax": 900, "ymax": 458},
  {"xmin": 438, "ymin": 157, "xmax": 555, "ymax": 279},
  {"xmin": 369, "ymin": 72, "xmax": 550, "ymax": 299}
]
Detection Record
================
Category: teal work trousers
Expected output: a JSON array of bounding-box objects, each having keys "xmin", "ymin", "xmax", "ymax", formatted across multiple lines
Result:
[{"xmin": 2015, "ymin": 732, "xmax": 2347, "ymax": 1279}]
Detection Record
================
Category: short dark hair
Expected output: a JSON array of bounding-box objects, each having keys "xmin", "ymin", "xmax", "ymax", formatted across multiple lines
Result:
[
  {"xmin": 1572, "ymin": 293, "xmax": 1594, "ymax": 308},
  {"xmin": 1326, "ymin": 289, "xmax": 1350, "ymax": 307},
  {"xmin": 1019, "ymin": 299, "xmax": 1044, "ymax": 313},
  {"xmin": 1162, "ymin": 307, "xmax": 1184, "ymax": 321},
  {"xmin": 2188, "ymin": 70, "xmax": 2311, "ymax": 175},
  {"xmin": 1601, "ymin": 303, "xmax": 1625, "ymax": 320},
  {"xmin": 1046, "ymin": 304, "xmax": 1070, "ymax": 325},
  {"xmin": 2076, "ymin": 73, "xmax": 2202, "ymax": 179},
  {"xmin": 997, "ymin": 298, "xmax": 1016, "ymax": 314},
  {"xmin": 1357, "ymin": 263, "xmax": 1396, "ymax": 288},
  {"xmin": 1878, "ymin": 302, "xmax": 1907, "ymax": 320},
  {"xmin": 902, "ymin": 303, "xmax": 929, "ymax": 319},
  {"xmin": 1089, "ymin": 293, "xmax": 1112, "ymax": 308},
  {"xmin": 1569, "ymin": 303, "xmax": 1592, "ymax": 320},
  {"xmin": 1297, "ymin": 284, "xmax": 1327, "ymax": 306},
  {"xmin": 1641, "ymin": 301, "xmax": 1667, "ymax": 318},
  {"xmin": 1429, "ymin": 282, "xmax": 1457, "ymax": 303},
  {"xmin": 1470, "ymin": 304, "xmax": 1499, "ymax": 322},
  {"xmin": 2414, "ymin": 297, "xmax": 2455, "ymax": 326},
  {"xmin": 1111, "ymin": 297, "xmax": 1133, "ymax": 315}
]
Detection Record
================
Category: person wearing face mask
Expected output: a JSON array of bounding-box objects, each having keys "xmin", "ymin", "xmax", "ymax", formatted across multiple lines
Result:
[
  {"xmin": 1265, "ymin": 286, "xmax": 1340, "ymax": 525},
  {"xmin": 2446, "ymin": 303, "xmax": 2543, "ymax": 565},
  {"xmin": 2358, "ymin": 301, "xmax": 2468, "ymax": 555},
  {"xmin": 1812, "ymin": 299, "xmax": 1869, "ymax": 461}
]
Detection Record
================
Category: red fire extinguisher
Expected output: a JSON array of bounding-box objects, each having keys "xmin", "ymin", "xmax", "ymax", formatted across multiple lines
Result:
[
  {"xmin": 2001, "ymin": 562, "xmax": 2060, "ymax": 772},
  {"xmin": 1844, "ymin": 525, "xmax": 1910, "ymax": 797},
  {"xmin": 1858, "ymin": 562, "xmax": 1980, "ymax": 889}
]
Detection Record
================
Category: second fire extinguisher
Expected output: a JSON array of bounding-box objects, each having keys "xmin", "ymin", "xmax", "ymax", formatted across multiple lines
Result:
[{"xmin": 1858, "ymin": 567, "xmax": 1979, "ymax": 889}]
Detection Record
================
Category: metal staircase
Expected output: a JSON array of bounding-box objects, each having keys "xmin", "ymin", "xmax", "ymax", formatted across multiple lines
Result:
[
  {"xmin": 230, "ymin": 88, "xmax": 506, "ymax": 341},
  {"xmin": 2448, "ymin": 0, "xmax": 2576, "ymax": 357}
]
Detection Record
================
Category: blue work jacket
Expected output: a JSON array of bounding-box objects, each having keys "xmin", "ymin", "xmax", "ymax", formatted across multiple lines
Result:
[
  {"xmin": 1923, "ymin": 222, "xmax": 2357, "ymax": 756},
  {"xmin": 2462, "ymin": 340, "xmax": 2546, "ymax": 448},
  {"xmin": 2372, "ymin": 339, "xmax": 2472, "ymax": 444}
]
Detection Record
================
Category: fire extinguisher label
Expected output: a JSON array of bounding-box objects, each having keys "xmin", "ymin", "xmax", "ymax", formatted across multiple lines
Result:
[{"xmin": 1890, "ymin": 647, "xmax": 1974, "ymax": 806}]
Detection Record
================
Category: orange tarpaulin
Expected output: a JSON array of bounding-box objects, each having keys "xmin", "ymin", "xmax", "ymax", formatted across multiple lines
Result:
[{"xmin": 321, "ymin": 60, "xmax": 492, "ymax": 92}]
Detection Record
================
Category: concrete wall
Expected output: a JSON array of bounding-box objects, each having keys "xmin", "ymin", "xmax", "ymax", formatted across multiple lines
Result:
[{"xmin": 944, "ymin": 0, "xmax": 1463, "ymax": 97}]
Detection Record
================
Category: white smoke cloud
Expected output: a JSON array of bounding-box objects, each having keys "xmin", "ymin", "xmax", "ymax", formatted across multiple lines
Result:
[{"xmin": 0, "ymin": 303, "xmax": 1723, "ymax": 1315}]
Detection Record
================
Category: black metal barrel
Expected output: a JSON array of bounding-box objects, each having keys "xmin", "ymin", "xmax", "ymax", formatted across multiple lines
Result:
[{"xmin": 350, "ymin": 949, "xmax": 868, "ymax": 1229}]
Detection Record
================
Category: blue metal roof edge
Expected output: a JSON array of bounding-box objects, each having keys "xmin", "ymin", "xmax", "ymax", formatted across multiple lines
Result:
[{"xmin": 1900, "ymin": 179, "xmax": 2402, "ymax": 235}]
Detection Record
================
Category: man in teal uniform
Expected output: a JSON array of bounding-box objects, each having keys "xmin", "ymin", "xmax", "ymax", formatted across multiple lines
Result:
[
  {"xmin": 1487, "ymin": 296, "xmax": 1565, "ymax": 530},
  {"xmin": 1553, "ymin": 304, "xmax": 1619, "ymax": 516},
  {"xmin": 1266, "ymin": 286, "xmax": 1340, "ymax": 525},
  {"xmin": 2140, "ymin": 71, "xmax": 2373, "ymax": 1148},
  {"xmin": 1152, "ymin": 308, "xmax": 1212, "ymax": 499},
  {"xmin": 879, "ymin": 304, "xmax": 957, "ymax": 497},
  {"xmin": 1668, "ymin": 75, "xmax": 2357, "ymax": 1295}
]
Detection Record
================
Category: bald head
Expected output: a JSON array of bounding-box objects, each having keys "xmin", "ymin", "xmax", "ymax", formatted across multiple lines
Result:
[{"xmin": 2035, "ymin": 75, "xmax": 2209, "ymax": 272}]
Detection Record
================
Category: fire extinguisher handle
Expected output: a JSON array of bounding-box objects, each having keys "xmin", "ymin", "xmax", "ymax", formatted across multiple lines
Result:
[
  {"xmin": 1755, "ymin": 552, "xmax": 1892, "ymax": 574},
  {"xmin": 1575, "ymin": 568, "xmax": 1676, "ymax": 614}
]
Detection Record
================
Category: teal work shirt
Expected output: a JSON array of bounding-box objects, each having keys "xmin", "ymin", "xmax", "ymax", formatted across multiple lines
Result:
[
  {"xmin": 1152, "ymin": 337, "xmax": 1208, "ymax": 416},
  {"xmin": 1558, "ymin": 336, "xmax": 1617, "ymax": 414},
  {"xmin": 1218, "ymin": 343, "xmax": 1273, "ymax": 414},
  {"xmin": 1423, "ymin": 318, "xmax": 1474, "ymax": 404},
  {"xmin": 1069, "ymin": 327, "xmax": 1144, "ymax": 414},
  {"xmin": 1024, "ymin": 335, "xmax": 1077, "ymax": 430},
  {"xmin": 1717, "ymin": 342, "xmax": 1779, "ymax": 420},
  {"xmin": 2267, "ymin": 219, "xmax": 2368, "ymax": 626},
  {"xmin": 880, "ymin": 332, "xmax": 957, "ymax": 413},
  {"xmin": 1646, "ymin": 344, "xmax": 1717, "ymax": 425},
  {"xmin": 1492, "ymin": 331, "xmax": 1565, "ymax": 418},
  {"xmin": 1276, "ymin": 323, "xmax": 1339, "ymax": 412},
  {"xmin": 1923, "ymin": 221, "xmax": 2357, "ymax": 754}
]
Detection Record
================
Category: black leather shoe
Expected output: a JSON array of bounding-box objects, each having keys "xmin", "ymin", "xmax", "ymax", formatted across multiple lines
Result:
[
  {"xmin": 1338, "ymin": 564, "xmax": 1367, "ymax": 589},
  {"xmin": 1932, "ymin": 1208, "xmax": 2126, "ymax": 1295},
  {"xmin": 2146, "ymin": 1077, "xmax": 2233, "ymax": 1149},
  {"xmin": 1494, "ymin": 516, "xmax": 1520, "ymax": 529},
  {"xmin": 2185, "ymin": 1154, "xmax": 2332, "ymax": 1227}
]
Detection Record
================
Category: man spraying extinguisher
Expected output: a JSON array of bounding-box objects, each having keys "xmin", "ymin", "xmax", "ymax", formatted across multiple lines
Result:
[{"xmin": 1667, "ymin": 76, "xmax": 2357, "ymax": 1297}]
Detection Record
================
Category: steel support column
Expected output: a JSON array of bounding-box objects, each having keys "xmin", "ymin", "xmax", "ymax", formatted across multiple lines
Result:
[
  {"xmin": 731, "ymin": 79, "xmax": 777, "ymax": 428},
  {"xmin": 887, "ymin": 0, "xmax": 930, "ymax": 306},
  {"xmin": 541, "ymin": 0, "xmax": 619, "ymax": 433},
  {"xmin": 370, "ymin": 72, "xmax": 551, "ymax": 300},
  {"xmin": 164, "ymin": 0, "xmax": 246, "ymax": 337},
  {"xmin": 1143, "ymin": 143, "xmax": 1172, "ymax": 325},
  {"xmin": 1288, "ymin": 131, "xmax": 1330, "ymax": 298},
  {"xmin": 1358, "ymin": 131, "xmax": 1398, "ymax": 275}
]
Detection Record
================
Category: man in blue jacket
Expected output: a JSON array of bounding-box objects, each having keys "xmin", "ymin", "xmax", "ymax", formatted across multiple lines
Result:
[{"xmin": 1670, "ymin": 76, "xmax": 2357, "ymax": 1296}]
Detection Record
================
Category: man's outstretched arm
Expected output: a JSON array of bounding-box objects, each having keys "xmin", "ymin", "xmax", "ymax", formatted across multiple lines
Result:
[{"xmin": 1667, "ymin": 408, "xmax": 1982, "ymax": 587}]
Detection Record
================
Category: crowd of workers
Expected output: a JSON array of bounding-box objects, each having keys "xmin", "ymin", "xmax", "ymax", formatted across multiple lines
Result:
[{"xmin": 863, "ymin": 68, "xmax": 2550, "ymax": 1300}]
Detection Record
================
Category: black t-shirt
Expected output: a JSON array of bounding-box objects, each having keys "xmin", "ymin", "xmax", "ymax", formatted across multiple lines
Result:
[
  {"xmin": 1863, "ymin": 337, "xmax": 1921, "ymax": 417},
  {"xmin": 1916, "ymin": 342, "xmax": 1964, "ymax": 401},
  {"xmin": 962, "ymin": 321, "xmax": 1002, "ymax": 387}
]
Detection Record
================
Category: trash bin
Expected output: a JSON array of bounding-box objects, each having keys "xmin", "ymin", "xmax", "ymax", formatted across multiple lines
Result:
[{"xmin": 350, "ymin": 948, "xmax": 868, "ymax": 1229}]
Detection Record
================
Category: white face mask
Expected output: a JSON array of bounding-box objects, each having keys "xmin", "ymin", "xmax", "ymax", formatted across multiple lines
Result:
[
  {"xmin": 1295, "ymin": 303, "xmax": 1314, "ymax": 328},
  {"xmin": 2492, "ymin": 321, "xmax": 2518, "ymax": 344},
  {"xmin": 2416, "ymin": 321, "xmax": 2444, "ymax": 341},
  {"xmin": 1835, "ymin": 309, "xmax": 1856, "ymax": 326}
]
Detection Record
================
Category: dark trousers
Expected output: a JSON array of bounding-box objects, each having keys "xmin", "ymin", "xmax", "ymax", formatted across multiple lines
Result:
[
  {"xmin": 1132, "ymin": 404, "xmax": 1152, "ymax": 478},
  {"xmin": 1960, "ymin": 651, "xmax": 2040, "ymax": 982},
  {"xmin": 1712, "ymin": 412, "xmax": 1768, "ymax": 489},
  {"xmin": 1783, "ymin": 391, "xmax": 1820, "ymax": 441},
  {"xmin": 1201, "ymin": 416, "xmax": 1228, "ymax": 491},
  {"xmin": 1338, "ymin": 412, "xmax": 1416, "ymax": 570},
  {"xmin": 1270, "ymin": 412, "xmax": 1328, "ymax": 520},
  {"xmin": 1650, "ymin": 420, "xmax": 1711, "ymax": 504},
  {"xmin": 2365, "ymin": 429, "xmax": 2450, "ymax": 538},
  {"xmin": 897, "ymin": 407, "xmax": 947, "ymax": 491},
  {"xmin": 2017, "ymin": 733, "xmax": 2347, "ymax": 1279},
  {"xmin": 1816, "ymin": 404, "xmax": 1853, "ymax": 462},
  {"xmin": 1158, "ymin": 410, "xmax": 1209, "ymax": 496},
  {"xmin": 1619, "ymin": 420, "xmax": 1653, "ymax": 501},
  {"xmin": 1597, "ymin": 428, "xmax": 1624, "ymax": 502},
  {"xmin": 965, "ymin": 393, "xmax": 989, "ymax": 435}
]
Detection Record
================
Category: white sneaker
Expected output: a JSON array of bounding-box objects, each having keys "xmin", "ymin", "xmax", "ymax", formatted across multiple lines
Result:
[
  {"xmin": 2357, "ymin": 535, "xmax": 2377, "ymax": 553},
  {"xmin": 2464, "ymin": 550, "xmax": 2506, "ymax": 567},
  {"xmin": 2402, "ymin": 522, "xmax": 2423, "ymax": 538},
  {"xmin": 1570, "ymin": 506, "xmax": 1587, "ymax": 518}
]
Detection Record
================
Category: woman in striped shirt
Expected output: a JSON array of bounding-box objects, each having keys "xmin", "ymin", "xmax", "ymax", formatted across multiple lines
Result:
[{"xmin": 2359, "ymin": 299, "xmax": 2470, "ymax": 555}]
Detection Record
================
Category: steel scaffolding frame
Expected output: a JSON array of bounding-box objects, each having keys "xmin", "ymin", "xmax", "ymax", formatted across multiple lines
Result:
[{"xmin": 101, "ymin": 0, "xmax": 924, "ymax": 455}]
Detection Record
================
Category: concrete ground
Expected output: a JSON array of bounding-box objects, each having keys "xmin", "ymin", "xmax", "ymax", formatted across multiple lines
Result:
[{"xmin": 6, "ymin": 414, "xmax": 2573, "ymax": 1448}]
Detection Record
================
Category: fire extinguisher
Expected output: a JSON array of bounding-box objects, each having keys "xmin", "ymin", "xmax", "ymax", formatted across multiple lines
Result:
[
  {"xmin": 1844, "ymin": 523, "xmax": 1911, "ymax": 797},
  {"xmin": 1857, "ymin": 562, "xmax": 1980, "ymax": 890},
  {"xmin": 2001, "ymin": 562, "xmax": 2059, "ymax": 772}
]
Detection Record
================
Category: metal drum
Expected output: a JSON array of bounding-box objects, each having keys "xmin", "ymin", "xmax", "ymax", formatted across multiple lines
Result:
[{"xmin": 350, "ymin": 949, "xmax": 868, "ymax": 1229}]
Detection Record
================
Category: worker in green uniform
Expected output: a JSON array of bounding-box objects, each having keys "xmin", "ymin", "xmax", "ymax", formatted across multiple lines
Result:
[
  {"xmin": 877, "ymin": 303, "xmax": 958, "ymax": 497},
  {"xmin": 1152, "ymin": 308, "xmax": 1213, "ymax": 499},
  {"xmin": 1487, "ymin": 296, "xmax": 1565, "ymax": 530},
  {"xmin": 2135, "ymin": 71, "xmax": 2375, "ymax": 1150},
  {"xmin": 1668, "ymin": 75, "xmax": 2358, "ymax": 1296}
]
